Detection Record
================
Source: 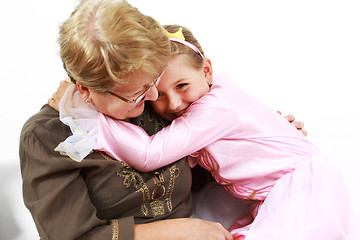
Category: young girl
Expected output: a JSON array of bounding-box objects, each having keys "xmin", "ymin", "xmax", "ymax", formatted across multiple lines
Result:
[{"xmin": 53, "ymin": 25, "xmax": 349, "ymax": 239}]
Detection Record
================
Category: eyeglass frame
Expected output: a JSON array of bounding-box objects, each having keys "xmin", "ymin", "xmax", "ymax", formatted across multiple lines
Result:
[{"xmin": 106, "ymin": 69, "xmax": 165, "ymax": 105}]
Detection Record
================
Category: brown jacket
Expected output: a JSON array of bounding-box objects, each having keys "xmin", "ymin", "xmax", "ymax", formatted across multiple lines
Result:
[{"xmin": 20, "ymin": 104, "xmax": 193, "ymax": 240}]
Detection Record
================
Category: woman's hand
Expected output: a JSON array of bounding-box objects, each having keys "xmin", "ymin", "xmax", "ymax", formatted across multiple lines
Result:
[
  {"xmin": 134, "ymin": 218, "xmax": 233, "ymax": 240},
  {"xmin": 278, "ymin": 111, "xmax": 308, "ymax": 136},
  {"xmin": 48, "ymin": 79, "xmax": 74, "ymax": 111}
]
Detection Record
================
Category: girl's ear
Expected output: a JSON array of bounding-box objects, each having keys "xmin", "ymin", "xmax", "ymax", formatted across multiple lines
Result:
[
  {"xmin": 76, "ymin": 82, "xmax": 91, "ymax": 102},
  {"xmin": 202, "ymin": 57, "xmax": 213, "ymax": 84}
]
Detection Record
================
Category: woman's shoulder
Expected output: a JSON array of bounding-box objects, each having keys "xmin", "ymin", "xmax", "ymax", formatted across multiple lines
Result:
[
  {"xmin": 21, "ymin": 104, "xmax": 70, "ymax": 144},
  {"xmin": 20, "ymin": 104, "xmax": 76, "ymax": 167},
  {"xmin": 19, "ymin": 105, "xmax": 119, "ymax": 176}
]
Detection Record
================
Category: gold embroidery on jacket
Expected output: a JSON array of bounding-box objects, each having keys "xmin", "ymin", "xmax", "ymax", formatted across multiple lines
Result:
[
  {"xmin": 166, "ymin": 165, "xmax": 180, "ymax": 212},
  {"xmin": 150, "ymin": 171, "xmax": 166, "ymax": 216},
  {"xmin": 100, "ymin": 151, "xmax": 180, "ymax": 217},
  {"xmin": 100, "ymin": 152, "xmax": 151, "ymax": 216},
  {"xmin": 150, "ymin": 200, "xmax": 166, "ymax": 217},
  {"xmin": 115, "ymin": 165, "xmax": 150, "ymax": 216},
  {"xmin": 112, "ymin": 219, "xmax": 119, "ymax": 240},
  {"xmin": 136, "ymin": 187, "xmax": 150, "ymax": 216}
]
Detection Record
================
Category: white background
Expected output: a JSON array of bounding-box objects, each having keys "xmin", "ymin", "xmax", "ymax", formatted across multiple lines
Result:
[{"xmin": 1, "ymin": 0, "xmax": 359, "ymax": 239}]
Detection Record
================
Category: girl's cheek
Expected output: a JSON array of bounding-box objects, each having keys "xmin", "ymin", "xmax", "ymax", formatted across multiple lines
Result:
[{"xmin": 151, "ymin": 101, "xmax": 164, "ymax": 114}]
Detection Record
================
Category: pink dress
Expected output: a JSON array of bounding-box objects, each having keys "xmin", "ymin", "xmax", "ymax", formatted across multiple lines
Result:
[{"xmin": 56, "ymin": 73, "xmax": 349, "ymax": 239}]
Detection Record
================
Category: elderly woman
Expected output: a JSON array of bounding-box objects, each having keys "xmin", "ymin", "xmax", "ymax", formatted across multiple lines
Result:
[{"xmin": 20, "ymin": 0, "xmax": 232, "ymax": 239}]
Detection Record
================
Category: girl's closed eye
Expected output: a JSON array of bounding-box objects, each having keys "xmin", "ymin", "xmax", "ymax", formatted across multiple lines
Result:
[{"xmin": 176, "ymin": 83, "xmax": 188, "ymax": 90}]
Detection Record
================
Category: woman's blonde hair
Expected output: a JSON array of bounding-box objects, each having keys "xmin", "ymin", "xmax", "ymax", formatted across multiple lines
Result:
[
  {"xmin": 59, "ymin": 0, "xmax": 171, "ymax": 92},
  {"xmin": 163, "ymin": 25, "xmax": 205, "ymax": 70}
]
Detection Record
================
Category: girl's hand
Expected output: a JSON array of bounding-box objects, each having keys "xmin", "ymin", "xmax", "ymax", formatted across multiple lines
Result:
[
  {"xmin": 48, "ymin": 79, "xmax": 74, "ymax": 111},
  {"xmin": 278, "ymin": 111, "xmax": 308, "ymax": 136},
  {"xmin": 134, "ymin": 218, "xmax": 233, "ymax": 240}
]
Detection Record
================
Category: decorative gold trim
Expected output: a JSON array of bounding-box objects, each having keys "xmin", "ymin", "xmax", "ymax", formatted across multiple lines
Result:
[
  {"xmin": 112, "ymin": 219, "xmax": 119, "ymax": 240},
  {"xmin": 248, "ymin": 190, "xmax": 258, "ymax": 200},
  {"xmin": 150, "ymin": 200, "xmax": 166, "ymax": 217},
  {"xmin": 100, "ymin": 152, "xmax": 128, "ymax": 167},
  {"xmin": 100, "ymin": 151, "xmax": 181, "ymax": 217},
  {"xmin": 165, "ymin": 165, "xmax": 179, "ymax": 212},
  {"xmin": 101, "ymin": 152, "xmax": 152, "ymax": 216}
]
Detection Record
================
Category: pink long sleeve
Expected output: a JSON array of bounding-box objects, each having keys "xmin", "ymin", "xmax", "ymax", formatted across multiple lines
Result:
[{"xmin": 96, "ymin": 98, "xmax": 239, "ymax": 172}]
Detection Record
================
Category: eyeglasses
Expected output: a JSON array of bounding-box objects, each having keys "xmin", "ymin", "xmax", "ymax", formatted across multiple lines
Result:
[{"xmin": 106, "ymin": 70, "xmax": 164, "ymax": 105}]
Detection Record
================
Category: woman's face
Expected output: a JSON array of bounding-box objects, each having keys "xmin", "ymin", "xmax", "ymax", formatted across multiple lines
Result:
[
  {"xmin": 151, "ymin": 54, "xmax": 212, "ymax": 121},
  {"xmin": 86, "ymin": 73, "xmax": 159, "ymax": 120}
]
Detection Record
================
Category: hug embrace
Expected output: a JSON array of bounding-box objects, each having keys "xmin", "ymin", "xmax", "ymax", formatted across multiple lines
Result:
[{"xmin": 20, "ymin": 0, "xmax": 349, "ymax": 239}]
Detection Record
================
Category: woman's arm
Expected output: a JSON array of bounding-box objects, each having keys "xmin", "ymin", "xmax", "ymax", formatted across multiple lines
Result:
[
  {"xmin": 20, "ymin": 105, "xmax": 131, "ymax": 240},
  {"xmin": 20, "ymin": 105, "xmax": 233, "ymax": 240},
  {"xmin": 134, "ymin": 218, "xmax": 233, "ymax": 240}
]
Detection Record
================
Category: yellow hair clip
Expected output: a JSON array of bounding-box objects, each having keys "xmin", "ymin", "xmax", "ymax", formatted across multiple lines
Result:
[
  {"xmin": 159, "ymin": 23, "xmax": 204, "ymax": 59},
  {"xmin": 163, "ymin": 27, "xmax": 185, "ymax": 41},
  {"xmin": 158, "ymin": 22, "xmax": 185, "ymax": 40}
]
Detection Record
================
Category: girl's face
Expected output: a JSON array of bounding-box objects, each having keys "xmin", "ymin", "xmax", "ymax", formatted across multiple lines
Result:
[
  {"xmin": 151, "ymin": 54, "xmax": 213, "ymax": 121},
  {"xmin": 80, "ymin": 73, "xmax": 160, "ymax": 120}
]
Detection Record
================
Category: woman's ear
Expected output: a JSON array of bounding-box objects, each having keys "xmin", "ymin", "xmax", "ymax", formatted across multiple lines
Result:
[
  {"xmin": 76, "ymin": 82, "xmax": 91, "ymax": 102},
  {"xmin": 202, "ymin": 58, "xmax": 213, "ymax": 84}
]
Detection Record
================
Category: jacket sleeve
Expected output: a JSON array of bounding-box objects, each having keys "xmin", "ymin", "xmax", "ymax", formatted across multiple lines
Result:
[
  {"xmin": 96, "ymin": 97, "xmax": 239, "ymax": 172},
  {"xmin": 19, "ymin": 105, "xmax": 134, "ymax": 240}
]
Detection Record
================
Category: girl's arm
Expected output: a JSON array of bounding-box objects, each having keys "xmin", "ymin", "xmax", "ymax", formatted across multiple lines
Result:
[
  {"xmin": 97, "ymin": 100, "xmax": 238, "ymax": 172},
  {"xmin": 20, "ymin": 105, "xmax": 233, "ymax": 240}
]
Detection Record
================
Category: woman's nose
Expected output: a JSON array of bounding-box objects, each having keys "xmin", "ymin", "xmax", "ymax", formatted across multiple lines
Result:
[{"xmin": 145, "ymin": 85, "xmax": 159, "ymax": 102}]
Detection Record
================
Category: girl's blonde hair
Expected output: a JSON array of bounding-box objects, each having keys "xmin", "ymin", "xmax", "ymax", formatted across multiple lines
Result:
[
  {"xmin": 59, "ymin": 0, "xmax": 171, "ymax": 92},
  {"xmin": 163, "ymin": 25, "xmax": 205, "ymax": 70}
]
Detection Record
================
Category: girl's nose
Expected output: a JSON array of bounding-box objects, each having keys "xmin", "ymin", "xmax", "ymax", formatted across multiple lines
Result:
[{"xmin": 167, "ymin": 92, "xmax": 182, "ymax": 111}]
